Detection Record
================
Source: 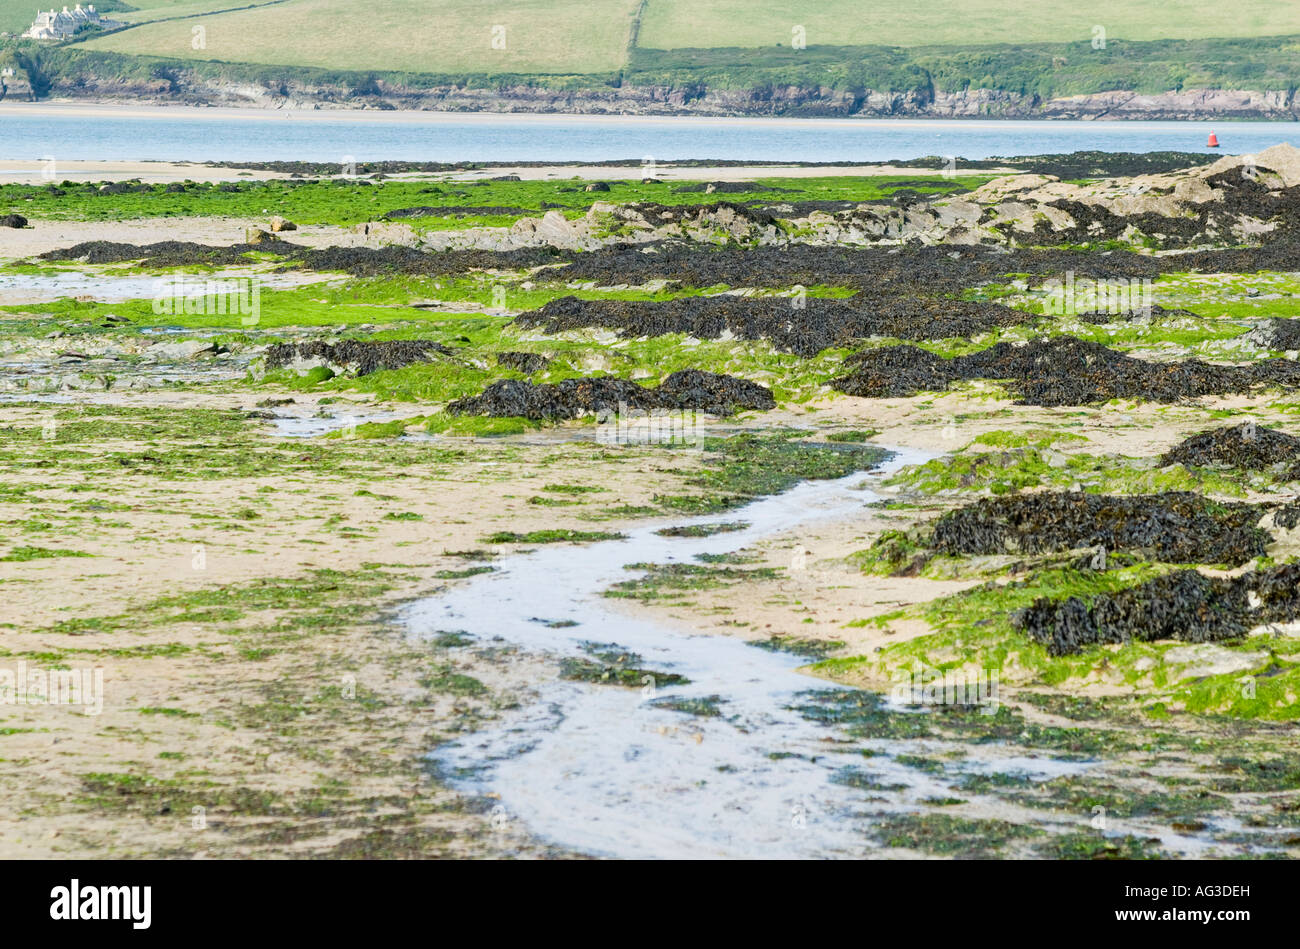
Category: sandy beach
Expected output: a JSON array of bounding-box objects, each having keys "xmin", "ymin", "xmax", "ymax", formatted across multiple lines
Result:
[
  {"xmin": 0, "ymin": 160, "xmax": 286, "ymax": 185},
  {"xmin": 0, "ymin": 156, "xmax": 967, "ymax": 186}
]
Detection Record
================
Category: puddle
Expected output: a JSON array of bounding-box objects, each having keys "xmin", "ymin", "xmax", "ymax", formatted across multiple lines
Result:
[
  {"xmin": 0, "ymin": 269, "xmax": 325, "ymax": 305},
  {"xmin": 268, "ymin": 409, "xmax": 404, "ymax": 438}
]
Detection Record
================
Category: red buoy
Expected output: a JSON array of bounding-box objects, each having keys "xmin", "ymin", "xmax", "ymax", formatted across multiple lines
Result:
[{"xmin": 1208, "ymin": 133, "xmax": 1220, "ymax": 148}]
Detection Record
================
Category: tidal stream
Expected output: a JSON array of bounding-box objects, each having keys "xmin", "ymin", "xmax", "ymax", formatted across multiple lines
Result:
[{"xmin": 403, "ymin": 448, "xmax": 1106, "ymax": 858}]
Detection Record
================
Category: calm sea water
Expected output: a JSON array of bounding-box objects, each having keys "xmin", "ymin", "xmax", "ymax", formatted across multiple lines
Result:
[{"xmin": 0, "ymin": 110, "xmax": 1296, "ymax": 163}]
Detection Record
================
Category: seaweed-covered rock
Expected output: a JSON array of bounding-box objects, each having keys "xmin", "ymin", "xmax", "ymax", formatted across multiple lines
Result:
[
  {"xmin": 40, "ymin": 240, "xmax": 303, "ymax": 266},
  {"xmin": 448, "ymin": 377, "xmax": 645, "ymax": 420},
  {"xmin": 653, "ymin": 369, "xmax": 776, "ymax": 415},
  {"xmin": 829, "ymin": 345, "xmax": 946, "ymax": 397},
  {"xmin": 290, "ymin": 244, "xmax": 561, "ymax": 277},
  {"xmin": 1072, "ymin": 303, "xmax": 1198, "ymax": 324},
  {"xmin": 96, "ymin": 180, "xmax": 152, "ymax": 195},
  {"xmin": 1015, "ymin": 570, "xmax": 1248, "ymax": 656},
  {"xmin": 1246, "ymin": 318, "xmax": 1300, "ymax": 351},
  {"xmin": 1160, "ymin": 422, "xmax": 1300, "ymax": 470},
  {"xmin": 383, "ymin": 205, "xmax": 533, "ymax": 219},
  {"xmin": 495, "ymin": 351, "xmax": 551, "ymax": 373},
  {"xmin": 833, "ymin": 337, "xmax": 1300, "ymax": 406},
  {"xmin": 516, "ymin": 293, "xmax": 1027, "ymax": 357},
  {"xmin": 1015, "ymin": 562, "xmax": 1300, "ymax": 656},
  {"xmin": 0, "ymin": 214, "xmax": 27, "ymax": 228},
  {"xmin": 672, "ymin": 181, "xmax": 791, "ymax": 194},
  {"xmin": 930, "ymin": 492, "xmax": 1269, "ymax": 566},
  {"xmin": 264, "ymin": 339, "xmax": 453, "ymax": 376},
  {"xmin": 47, "ymin": 238, "xmax": 1300, "ymax": 298},
  {"xmin": 1272, "ymin": 500, "xmax": 1300, "ymax": 530},
  {"xmin": 557, "ymin": 243, "xmax": 1300, "ymax": 299},
  {"xmin": 447, "ymin": 370, "xmax": 774, "ymax": 420}
]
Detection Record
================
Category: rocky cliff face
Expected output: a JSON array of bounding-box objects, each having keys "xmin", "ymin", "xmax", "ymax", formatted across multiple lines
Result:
[
  {"xmin": 0, "ymin": 75, "xmax": 33, "ymax": 100},
  {"xmin": 34, "ymin": 69, "xmax": 1300, "ymax": 119}
]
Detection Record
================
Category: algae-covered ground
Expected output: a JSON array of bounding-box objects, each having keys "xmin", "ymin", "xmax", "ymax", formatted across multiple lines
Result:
[{"xmin": 2, "ymin": 154, "xmax": 1298, "ymax": 860}]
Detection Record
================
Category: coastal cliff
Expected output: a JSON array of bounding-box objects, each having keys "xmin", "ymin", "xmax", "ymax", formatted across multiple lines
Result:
[{"xmin": 18, "ymin": 73, "xmax": 1300, "ymax": 120}]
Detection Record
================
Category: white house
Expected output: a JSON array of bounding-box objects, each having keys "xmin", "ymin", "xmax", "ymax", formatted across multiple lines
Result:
[{"xmin": 22, "ymin": 5, "xmax": 122, "ymax": 41}]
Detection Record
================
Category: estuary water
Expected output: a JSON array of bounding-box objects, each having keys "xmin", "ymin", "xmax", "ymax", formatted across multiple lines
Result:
[{"xmin": 0, "ymin": 105, "xmax": 1296, "ymax": 164}]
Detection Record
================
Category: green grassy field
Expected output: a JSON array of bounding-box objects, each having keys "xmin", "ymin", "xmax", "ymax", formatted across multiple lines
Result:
[
  {"xmin": 10, "ymin": 0, "xmax": 1300, "ymax": 104},
  {"xmin": 110, "ymin": 0, "xmax": 287, "ymax": 24},
  {"xmin": 82, "ymin": 0, "xmax": 642, "ymax": 74},
  {"xmin": 637, "ymin": 0, "xmax": 1300, "ymax": 49},
  {"xmin": 64, "ymin": 0, "xmax": 1300, "ymax": 74}
]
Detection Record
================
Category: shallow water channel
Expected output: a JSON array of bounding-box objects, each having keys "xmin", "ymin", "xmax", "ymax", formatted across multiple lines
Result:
[
  {"xmin": 401, "ymin": 449, "xmax": 1114, "ymax": 858},
  {"xmin": 0, "ymin": 269, "xmax": 331, "ymax": 309}
]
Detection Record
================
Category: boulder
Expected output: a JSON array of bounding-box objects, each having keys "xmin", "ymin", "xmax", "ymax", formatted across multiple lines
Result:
[
  {"xmin": 1205, "ymin": 143, "xmax": 1300, "ymax": 189},
  {"xmin": 1162, "ymin": 644, "xmax": 1267, "ymax": 680}
]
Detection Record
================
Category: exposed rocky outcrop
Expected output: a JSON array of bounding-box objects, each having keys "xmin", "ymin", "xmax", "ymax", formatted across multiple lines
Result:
[
  {"xmin": 447, "ymin": 370, "xmax": 774, "ymax": 419},
  {"xmin": 264, "ymin": 339, "xmax": 453, "ymax": 376},
  {"xmin": 930, "ymin": 491, "xmax": 1271, "ymax": 566},
  {"xmin": 514, "ymin": 292, "xmax": 1029, "ymax": 357},
  {"xmin": 395, "ymin": 144, "xmax": 1300, "ymax": 252},
  {"xmin": 1015, "ymin": 562, "xmax": 1300, "ymax": 656},
  {"xmin": 832, "ymin": 336, "xmax": 1300, "ymax": 406}
]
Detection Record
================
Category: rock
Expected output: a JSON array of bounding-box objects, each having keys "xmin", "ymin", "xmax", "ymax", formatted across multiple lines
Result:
[
  {"xmin": 245, "ymin": 228, "xmax": 278, "ymax": 244},
  {"xmin": 269, "ymin": 216, "xmax": 297, "ymax": 232},
  {"xmin": 931, "ymin": 200, "xmax": 981, "ymax": 229},
  {"xmin": 0, "ymin": 214, "xmax": 27, "ymax": 228},
  {"xmin": 1247, "ymin": 318, "xmax": 1300, "ymax": 351},
  {"xmin": 1206, "ymin": 143, "xmax": 1300, "ymax": 189},
  {"xmin": 147, "ymin": 340, "xmax": 224, "ymax": 360},
  {"xmin": 966, "ymin": 174, "xmax": 1059, "ymax": 203},
  {"xmin": 584, "ymin": 182, "xmax": 611, "ymax": 192},
  {"xmin": 504, "ymin": 209, "xmax": 600, "ymax": 250},
  {"xmin": 1162, "ymin": 644, "xmax": 1267, "ymax": 680}
]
